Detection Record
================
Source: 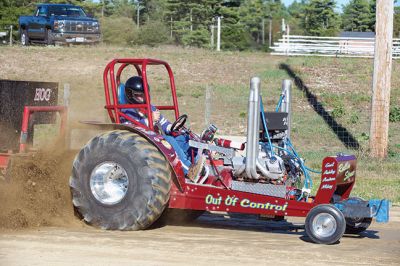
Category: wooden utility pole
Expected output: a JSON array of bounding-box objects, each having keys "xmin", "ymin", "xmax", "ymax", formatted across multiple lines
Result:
[{"xmin": 369, "ymin": 0, "xmax": 394, "ymax": 158}]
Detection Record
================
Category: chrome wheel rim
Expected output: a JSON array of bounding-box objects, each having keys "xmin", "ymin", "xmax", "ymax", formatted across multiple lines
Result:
[
  {"xmin": 312, "ymin": 213, "xmax": 337, "ymax": 238},
  {"xmin": 90, "ymin": 162, "xmax": 129, "ymax": 205}
]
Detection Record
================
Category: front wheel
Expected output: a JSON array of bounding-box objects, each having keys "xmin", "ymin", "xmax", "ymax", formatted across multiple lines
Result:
[
  {"xmin": 70, "ymin": 130, "xmax": 171, "ymax": 230},
  {"xmin": 305, "ymin": 204, "xmax": 346, "ymax": 244},
  {"xmin": 20, "ymin": 30, "xmax": 29, "ymax": 46},
  {"xmin": 46, "ymin": 29, "xmax": 54, "ymax": 45}
]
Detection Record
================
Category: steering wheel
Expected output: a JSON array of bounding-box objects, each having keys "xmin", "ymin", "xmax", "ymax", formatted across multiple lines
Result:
[{"xmin": 170, "ymin": 114, "xmax": 188, "ymax": 133}]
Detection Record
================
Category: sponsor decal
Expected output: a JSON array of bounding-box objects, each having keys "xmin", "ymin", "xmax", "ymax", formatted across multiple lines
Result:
[
  {"xmin": 338, "ymin": 162, "xmax": 351, "ymax": 173},
  {"xmin": 34, "ymin": 88, "xmax": 52, "ymax": 102},
  {"xmin": 282, "ymin": 117, "xmax": 288, "ymax": 126},
  {"xmin": 321, "ymin": 184, "xmax": 333, "ymax": 190},
  {"xmin": 325, "ymin": 162, "xmax": 335, "ymax": 168},
  {"xmin": 339, "ymin": 161, "xmax": 355, "ymax": 181},
  {"xmin": 161, "ymin": 140, "xmax": 172, "ymax": 150},
  {"xmin": 322, "ymin": 177, "xmax": 335, "ymax": 182},
  {"xmin": 205, "ymin": 194, "xmax": 288, "ymax": 211},
  {"xmin": 344, "ymin": 170, "xmax": 355, "ymax": 181},
  {"xmin": 323, "ymin": 169, "xmax": 336, "ymax": 175},
  {"xmin": 153, "ymin": 137, "xmax": 161, "ymax": 142}
]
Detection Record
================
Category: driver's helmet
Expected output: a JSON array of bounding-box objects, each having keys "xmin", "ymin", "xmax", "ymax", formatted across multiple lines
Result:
[{"xmin": 125, "ymin": 76, "xmax": 146, "ymax": 104}]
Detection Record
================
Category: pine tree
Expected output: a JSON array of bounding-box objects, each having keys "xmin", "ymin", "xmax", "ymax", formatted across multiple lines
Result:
[
  {"xmin": 341, "ymin": 0, "xmax": 373, "ymax": 32},
  {"xmin": 302, "ymin": 0, "xmax": 340, "ymax": 36}
]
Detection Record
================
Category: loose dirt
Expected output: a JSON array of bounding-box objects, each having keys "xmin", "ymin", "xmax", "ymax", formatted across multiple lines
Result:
[
  {"xmin": 0, "ymin": 211, "xmax": 399, "ymax": 266},
  {"xmin": 0, "ymin": 148, "xmax": 81, "ymax": 230}
]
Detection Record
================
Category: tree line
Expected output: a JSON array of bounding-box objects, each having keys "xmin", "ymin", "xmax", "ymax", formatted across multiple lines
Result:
[{"xmin": 1, "ymin": 0, "xmax": 399, "ymax": 49}]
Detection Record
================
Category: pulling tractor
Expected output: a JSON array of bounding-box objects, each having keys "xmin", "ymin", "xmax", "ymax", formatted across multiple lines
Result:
[{"xmin": 70, "ymin": 59, "xmax": 389, "ymax": 244}]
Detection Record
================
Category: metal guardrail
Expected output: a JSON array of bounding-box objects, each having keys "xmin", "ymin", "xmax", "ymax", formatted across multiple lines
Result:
[{"xmin": 271, "ymin": 35, "xmax": 400, "ymax": 59}]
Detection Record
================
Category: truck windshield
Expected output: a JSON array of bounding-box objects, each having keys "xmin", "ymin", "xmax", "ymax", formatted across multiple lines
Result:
[{"xmin": 48, "ymin": 6, "xmax": 87, "ymax": 17}]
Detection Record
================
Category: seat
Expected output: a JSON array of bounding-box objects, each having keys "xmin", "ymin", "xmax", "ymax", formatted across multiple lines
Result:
[{"xmin": 117, "ymin": 83, "xmax": 127, "ymax": 104}]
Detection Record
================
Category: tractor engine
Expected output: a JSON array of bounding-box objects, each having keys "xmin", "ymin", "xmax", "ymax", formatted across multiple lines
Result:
[{"xmin": 230, "ymin": 77, "xmax": 302, "ymax": 185}]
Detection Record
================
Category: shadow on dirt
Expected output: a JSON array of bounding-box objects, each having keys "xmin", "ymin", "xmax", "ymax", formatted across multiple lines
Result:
[
  {"xmin": 180, "ymin": 212, "xmax": 305, "ymax": 236},
  {"xmin": 173, "ymin": 212, "xmax": 381, "ymax": 243},
  {"xmin": 279, "ymin": 63, "xmax": 360, "ymax": 150}
]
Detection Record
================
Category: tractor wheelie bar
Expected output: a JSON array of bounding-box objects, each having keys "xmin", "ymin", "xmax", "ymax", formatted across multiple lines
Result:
[
  {"xmin": 70, "ymin": 59, "xmax": 389, "ymax": 244},
  {"xmin": 0, "ymin": 80, "xmax": 67, "ymax": 179}
]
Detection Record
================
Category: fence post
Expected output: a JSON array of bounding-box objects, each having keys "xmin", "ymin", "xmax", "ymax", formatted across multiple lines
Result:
[
  {"xmin": 205, "ymin": 85, "xmax": 212, "ymax": 126},
  {"xmin": 9, "ymin": 25, "xmax": 12, "ymax": 46},
  {"xmin": 217, "ymin": 16, "xmax": 221, "ymax": 52},
  {"xmin": 63, "ymin": 83, "xmax": 71, "ymax": 150},
  {"xmin": 369, "ymin": 0, "xmax": 394, "ymax": 158}
]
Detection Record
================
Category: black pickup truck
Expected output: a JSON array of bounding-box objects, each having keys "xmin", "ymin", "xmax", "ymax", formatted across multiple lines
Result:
[{"xmin": 18, "ymin": 3, "xmax": 100, "ymax": 45}]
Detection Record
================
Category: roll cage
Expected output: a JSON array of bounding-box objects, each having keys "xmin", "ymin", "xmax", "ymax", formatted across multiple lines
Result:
[{"xmin": 103, "ymin": 58, "xmax": 180, "ymax": 130}]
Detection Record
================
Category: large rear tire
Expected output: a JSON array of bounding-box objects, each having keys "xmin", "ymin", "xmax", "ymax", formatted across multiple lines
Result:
[
  {"xmin": 70, "ymin": 130, "xmax": 171, "ymax": 230},
  {"xmin": 305, "ymin": 204, "xmax": 346, "ymax": 244}
]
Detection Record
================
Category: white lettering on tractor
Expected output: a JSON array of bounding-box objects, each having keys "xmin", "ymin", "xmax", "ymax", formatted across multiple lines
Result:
[
  {"xmin": 34, "ymin": 88, "xmax": 52, "ymax": 102},
  {"xmin": 322, "ymin": 177, "xmax": 335, "ymax": 182},
  {"xmin": 321, "ymin": 184, "xmax": 333, "ymax": 190},
  {"xmin": 338, "ymin": 162, "xmax": 351, "ymax": 173},
  {"xmin": 323, "ymin": 169, "xmax": 336, "ymax": 175},
  {"xmin": 324, "ymin": 162, "xmax": 335, "ymax": 168}
]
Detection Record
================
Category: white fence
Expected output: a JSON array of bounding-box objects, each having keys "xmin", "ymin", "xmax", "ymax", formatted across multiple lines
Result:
[{"xmin": 271, "ymin": 35, "xmax": 400, "ymax": 59}]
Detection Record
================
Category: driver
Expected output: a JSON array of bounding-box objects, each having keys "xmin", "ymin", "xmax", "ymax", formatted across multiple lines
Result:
[{"xmin": 121, "ymin": 76, "xmax": 205, "ymax": 181}]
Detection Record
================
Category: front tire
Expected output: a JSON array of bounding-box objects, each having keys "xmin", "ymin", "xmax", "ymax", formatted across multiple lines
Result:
[
  {"xmin": 305, "ymin": 204, "xmax": 346, "ymax": 244},
  {"xmin": 70, "ymin": 130, "xmax": 171, "ymax": 230},
  {"xmin": 46, "ymin": 29, "xmax": 54, "ymax": 45},
  {"xmin": 20, "ymin": 30, "xmax": 29, "ymax": 46}
]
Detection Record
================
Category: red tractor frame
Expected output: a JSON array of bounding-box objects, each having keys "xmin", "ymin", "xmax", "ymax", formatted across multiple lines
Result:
[{"xmin": 70, "ymin": 58, "xmax": 389, "ymax": 244}]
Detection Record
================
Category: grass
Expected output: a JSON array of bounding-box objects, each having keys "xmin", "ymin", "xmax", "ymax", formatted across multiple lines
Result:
[{"xmin": 0, "ymin": 44, "xmax": 399, "ymax": 204}]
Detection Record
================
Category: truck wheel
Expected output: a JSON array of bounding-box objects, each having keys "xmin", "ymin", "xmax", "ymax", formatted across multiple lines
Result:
[
  {"xmin": 69, "ymin": 130, "xmax": 171, "ymax": 230},
  {"xmin": 46, "ymin": 29, "xmax": 54, "ymax": 45},
  {"xmin": 305, "ymin": 204, "xmax": 346, "ymax": 244},
  {"xmin": 345, "ymin": 217, "xmax": 372, "ymax": 234},
  {"xmin": 20, "ymin": 30, "xmax": 29, "ymax": 46}
]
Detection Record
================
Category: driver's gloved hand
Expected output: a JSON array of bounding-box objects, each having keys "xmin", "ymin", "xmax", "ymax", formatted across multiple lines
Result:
[
  {"xmin": 201, "ymin": 124, "xmax": 218, "ymax": 141},
  {"xmin": 171, "ymin": 130, "xmax": 183, "ymax": 137}
]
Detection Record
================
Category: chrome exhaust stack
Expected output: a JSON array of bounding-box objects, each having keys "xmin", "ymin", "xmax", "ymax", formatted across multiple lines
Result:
[
  {"xmin": 244, "ymin": 77, "xmax": 277, "ymax": 180},
  {"xmin": 245, "ymin": 77, "xmax": 260, "ymax": 179}
]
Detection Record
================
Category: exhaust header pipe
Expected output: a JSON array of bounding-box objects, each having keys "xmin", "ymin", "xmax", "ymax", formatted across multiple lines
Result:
[
  {"xmin": 245, "ymin": 77, "xmax": 260, "ymax": 179},
  {"xmin": 244, "ymin": 77, "xmax": 276, "ymax": 180}
]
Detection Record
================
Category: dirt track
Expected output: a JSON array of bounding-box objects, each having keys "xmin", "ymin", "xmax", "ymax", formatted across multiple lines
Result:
[{"xmin": 1, "ymin": 208, "xmax": 399, "ymax": 266}]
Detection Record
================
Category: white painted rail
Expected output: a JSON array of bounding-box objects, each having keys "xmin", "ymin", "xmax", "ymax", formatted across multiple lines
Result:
[{"xmin": 271, "ymin": 35, "xmax": 400, "ymax": 59}]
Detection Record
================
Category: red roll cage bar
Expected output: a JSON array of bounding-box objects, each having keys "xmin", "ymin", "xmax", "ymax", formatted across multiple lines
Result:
[{"xmin": 103, "ymin": 58, "xmax": 180, "ymax": 131}]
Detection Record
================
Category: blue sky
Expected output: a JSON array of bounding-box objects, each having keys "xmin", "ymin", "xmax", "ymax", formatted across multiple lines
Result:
[
  {"xmin": 282, "ymin": 0, "xmax": 400, "ymax": 9},
  {"xmin": 282, "ymin": 0, "xmax": 350, "ymax": 9}
]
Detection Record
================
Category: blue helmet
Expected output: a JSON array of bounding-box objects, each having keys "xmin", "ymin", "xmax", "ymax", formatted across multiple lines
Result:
[{"xmin": 125, "ymin": 76, "xmax": 145, "ymax": 104}]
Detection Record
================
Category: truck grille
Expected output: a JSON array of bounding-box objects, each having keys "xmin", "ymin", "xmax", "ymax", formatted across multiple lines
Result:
[{"xmin": 64, "ymin": 21, "xmax": 97, "ymax": 33}]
